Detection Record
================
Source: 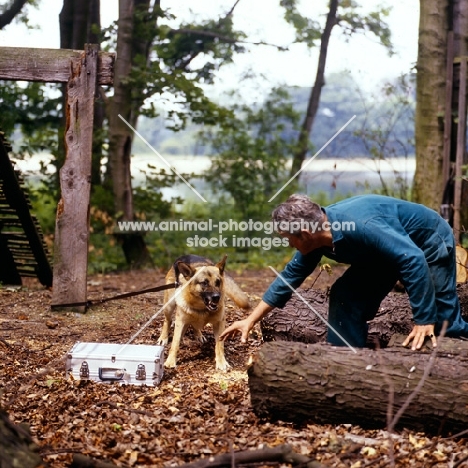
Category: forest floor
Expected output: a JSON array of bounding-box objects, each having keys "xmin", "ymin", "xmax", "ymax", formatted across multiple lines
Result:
[{"xmin": 1, "ymin": 265, "xmax": 468, "ymax": 467}]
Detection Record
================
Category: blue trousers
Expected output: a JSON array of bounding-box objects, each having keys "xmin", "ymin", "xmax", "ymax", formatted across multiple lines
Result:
[{"xmin": 327, "ymin": 257, "xmax": 468, "ymax": 348}]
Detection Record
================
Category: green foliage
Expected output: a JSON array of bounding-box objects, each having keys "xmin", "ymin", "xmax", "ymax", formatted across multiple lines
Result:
[
  {"xmin": 279, "ymin": 0, "xmax": 322, "ymax": 47},
  {"xmin": 126, "ymin": 6, "xmax": 243, "ymax": 131},
  {"xmin": 27, "ymin": 183, "xmax": 57, "ymax": 235},
  {"xmin": 201, "ymin": 87, "xmax": 302, "ymax": 219},
  {"xmin": 353, "ymin": 74, "xmax": 415, "ymax": 199},
  {"xmin": 158, "ymin": 16, "xmax": 246, "ymax": 82},
  {"xmin": 0, "ymin": 81, "xmax": 61, "ymax": 153},
  {"xmin": 279, "ymin": 0, "xmax": 393, "ymax": 53},
  {"xmin": 338, "ymin": 1, "xmax": 394, "ymax": 53}
]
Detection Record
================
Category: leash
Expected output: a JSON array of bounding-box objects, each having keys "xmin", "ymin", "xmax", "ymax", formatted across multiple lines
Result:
[{"xmin": 50, "ymin": 282, "xmax": 178, "ymax": 310}]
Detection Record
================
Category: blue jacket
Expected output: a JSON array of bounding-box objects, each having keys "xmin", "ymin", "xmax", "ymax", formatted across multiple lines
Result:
[{"xmin": 263, "ymin": 195, "xmax": 456, "ymax": 325}]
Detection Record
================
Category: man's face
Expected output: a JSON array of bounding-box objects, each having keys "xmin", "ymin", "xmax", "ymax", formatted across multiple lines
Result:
[{"xmin": 280, "ymin": 230, "xmax": 316, "ymax": 255}]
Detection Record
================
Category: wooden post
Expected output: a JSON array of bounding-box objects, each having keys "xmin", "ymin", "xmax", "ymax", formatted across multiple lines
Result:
[
  {"xmin": 50, "ymin": 44, "xmax": 98, "ymax": 312},
  {"xmin": 0, "ymin": 46, "xmax": 115, "ymax": 311},
  {"xmin": 453, "ymin": 57, "xmax": 468, "ymax": 243}
]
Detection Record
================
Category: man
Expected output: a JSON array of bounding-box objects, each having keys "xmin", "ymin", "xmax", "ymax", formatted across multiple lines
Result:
[{"xmin": 220, "ymin": 194, "xmax": 468, "ymax": 350}]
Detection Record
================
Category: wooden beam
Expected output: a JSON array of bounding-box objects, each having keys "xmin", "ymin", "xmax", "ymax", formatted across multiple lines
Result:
[
  {"xmin": 51, "ymin": 44, "xmax": 99, "ymax": 312},
  {"xmin": 0, "ymin": 46, "xmax": 114, "ymax": 85}
]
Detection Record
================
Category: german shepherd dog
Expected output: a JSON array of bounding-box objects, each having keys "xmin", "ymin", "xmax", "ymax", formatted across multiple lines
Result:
[{"xmin": 157, "ymin": 255, "xmax": 250, "ymax": 370}]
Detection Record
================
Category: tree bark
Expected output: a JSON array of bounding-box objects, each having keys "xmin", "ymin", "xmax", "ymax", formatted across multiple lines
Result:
[
  {"xmin": 59, "ymin": 0, "xmax": 104, "ymax": 189},
  {"xmin": 107, "ymin": 0, "xmax": 152, "ymax": 267},
  {"xmin": 452, "ymin": 0, "xmax": 468, "ymax": 239},
  {"xmin": 175, "ymin": 444, "xmax": 326, "ymax": 468},
  {"xmin": 412, "ymin": 0, "xmax": 449, "ymax": 209},
  {"xmin": 289, "ymin": 0, "xmax": 338, "ymax": 179},
  {"xmin": 261, "ymin": 288, "xmax": 412, "ymax": 347},
  {"xmin": 0, "ymin": 408, "xmax": 44, "ymax": 468},
  {"xmin": 260, "ymin": 283, "xmax": 468, "ymax": 347},
  {"xmin": 248, "ymin": 339, "xmax": 468, "ymax": 434}
]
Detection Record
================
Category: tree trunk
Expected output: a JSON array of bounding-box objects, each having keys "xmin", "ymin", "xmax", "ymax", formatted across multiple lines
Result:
[
  {"xmin": 0, "ymin": 408, "xmax": 44, "ymax": 468},
  {"xmin": 260, "ymin": 283, "xmax": 468, "ymax": 346},
  {"xmin": 412, "ymin": 0, "xmax": 449, "ymax": 209},
  {"xmin": 261, "ymin": 288, "xmax": 413, "ymax": 347},
  {"xmin": 288, "ymin": 0, "xmax": 338, "ymax": 179},
  {"xmin": 452, "ymin": 0, "xmax": 468, "ymax": 239},
  {"xmin": 107, "ymin": 0, "xmax": 152, "ymax": 267},
  {"xmin": 247, "ymin": 339, "xmax": 468, "ymax": 434}
]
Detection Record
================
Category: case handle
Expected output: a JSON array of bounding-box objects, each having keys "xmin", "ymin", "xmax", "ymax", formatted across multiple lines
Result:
[{"xmin": 98, "ymin": 367, "xmax": 125, "ymax": 382}]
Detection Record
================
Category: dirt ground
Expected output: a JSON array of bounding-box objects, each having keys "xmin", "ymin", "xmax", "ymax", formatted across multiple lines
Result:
[{"xmin": 1, "ymin": 265, "xmax": 468, "ymax": 467}]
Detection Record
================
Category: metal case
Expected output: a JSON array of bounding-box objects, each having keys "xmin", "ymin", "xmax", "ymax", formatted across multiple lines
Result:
[{"xmin": 66, "ymin": 342, "xmax": 165, "ymax": 386}]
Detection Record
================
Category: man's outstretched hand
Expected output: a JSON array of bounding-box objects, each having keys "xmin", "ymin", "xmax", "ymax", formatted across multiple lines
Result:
[
  {"xmin": 402, "ymin": 324, "xmax": 437, "ymax": 350},
  {"xmin": 219, "ymin": 319, "xmax": 253, "ymax": 343},
  {"xmin": 219, "ymin": 300, "xmax": 274, "ymax": 343}
]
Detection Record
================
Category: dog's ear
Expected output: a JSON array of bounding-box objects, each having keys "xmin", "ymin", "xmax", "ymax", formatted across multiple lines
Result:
[
  {"xmin": 176, "ymin": 261, "xmax": 194, "ymax": 280},
  {"xmin": 216, "ymin": 255, "xmax": 227, "ymax": 275}
]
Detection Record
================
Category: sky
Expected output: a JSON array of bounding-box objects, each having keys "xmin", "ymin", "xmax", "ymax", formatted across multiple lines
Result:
[{"xmin": 0, "ymin": 0, "xmax": 420, "ymax": 101}]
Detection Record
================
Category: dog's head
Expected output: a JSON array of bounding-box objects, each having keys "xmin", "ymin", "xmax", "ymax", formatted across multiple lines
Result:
[{"xmin": 176, "ymin": 255, "xmax": 227, "ymax": 312}]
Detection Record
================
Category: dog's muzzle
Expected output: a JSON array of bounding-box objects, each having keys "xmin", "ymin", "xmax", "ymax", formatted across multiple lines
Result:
[{"xmin": 203, "ymin": 293, "xmax": 221, "ymax": 311}]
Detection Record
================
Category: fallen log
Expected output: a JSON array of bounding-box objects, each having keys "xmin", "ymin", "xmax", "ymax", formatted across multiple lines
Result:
[
  {"xmin": 247, "ymin": 339, "xmax": 468, "ymax": 435},
  {"xmin": 175, "ymin": 444, "xmax": 326, "ymax": 468},
  {"xmin": 261, "ymin": 283, "xmax": 468, "ymax": 347},
  {"xmin": 71, "ymin": 454, "xmax": 119, "ymax": 468}
]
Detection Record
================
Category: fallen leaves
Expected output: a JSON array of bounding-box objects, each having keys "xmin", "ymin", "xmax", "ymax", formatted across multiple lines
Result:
[{"xmin": 1, "ymin": 270, "xmax": 468, "ymax": 467}]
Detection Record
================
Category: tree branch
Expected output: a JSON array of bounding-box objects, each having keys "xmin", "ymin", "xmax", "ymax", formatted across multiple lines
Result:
[
  {"xmin": 171, "ymin": 28, "xmax": 289, "ymax": 51},
  {"xmin": 225, "ymin": 0, "xmax": 242, "ymax": 18},
  {"xmin": 386, "ymin": 321, "xmax": 448, "ymax": 433},
  {"xmin": 0, "ymin": 0, "xmax": 29, "ymax": 30}
]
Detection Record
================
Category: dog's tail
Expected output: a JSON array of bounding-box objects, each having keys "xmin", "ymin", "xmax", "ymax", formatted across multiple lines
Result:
[{"xmin": 225, "ymin": 276, "xmax": 250, "ymax": 310}]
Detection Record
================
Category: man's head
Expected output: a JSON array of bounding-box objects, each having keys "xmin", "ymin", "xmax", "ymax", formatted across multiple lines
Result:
[
  {"xmin": 272, "ymin": 194, "xmax": 324, "ymax": 235},
  {"xmin": 271, "ymin": 194, "xmax": 329, "ymax": 255}
]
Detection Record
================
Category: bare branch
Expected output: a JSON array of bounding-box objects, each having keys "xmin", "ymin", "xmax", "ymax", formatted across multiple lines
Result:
[
  {"xmin": 0, "ymin": 0, "xmax": 28, "ymax": 30},
  {"xmin": 386, "ymin": 321, "xmax": 448, "ymax": 433},
  {"xmin": 170, "ymin": 28, "xmax": 289, "ymax": 51},
  {"xmin": 225, "ymin": 0, "xmax": 242, "ymax": 18}
]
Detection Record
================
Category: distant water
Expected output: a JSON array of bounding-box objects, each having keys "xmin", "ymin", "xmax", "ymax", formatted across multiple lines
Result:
[
  {"xmin": 131, "ymin": 154, "xmax": 416, "ymax": 201},
  {"xmin": 14, "ymin": 152, "xmax": 416, "ymax": 201}
]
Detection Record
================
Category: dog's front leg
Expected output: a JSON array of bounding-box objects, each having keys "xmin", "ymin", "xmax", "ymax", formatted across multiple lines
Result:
[
  {"xmin": 157, "ymin": 303, "xmax": 175, "ymax": 346},
  {"xmin": 212, "ymin": 317, "xmax": 230, "ymax": 371},
  {"xmin": 164, "ymin": 312, "xmax": 187, "ymax": 368}
]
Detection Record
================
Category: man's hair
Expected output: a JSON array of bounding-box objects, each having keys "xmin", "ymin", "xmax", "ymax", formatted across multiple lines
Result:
[{"xmin": 271, "ymin": 194, "xmax": 324, "ymax": 234}]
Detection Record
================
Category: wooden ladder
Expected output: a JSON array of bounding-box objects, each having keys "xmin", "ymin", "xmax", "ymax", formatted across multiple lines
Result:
[{"xmin": 0, "ymin": 133, "xmax": 53, "ymax": 287}]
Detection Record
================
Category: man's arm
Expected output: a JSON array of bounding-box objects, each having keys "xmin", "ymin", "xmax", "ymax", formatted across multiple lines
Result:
[
  {"xmin": 361, "ymin": 218, "xmax": 439, "ymax": 349},
  {"xmin": 220, "ymin": 250, "xmax": 322, "ymax": 343},
  {"xmin": 262, "ymin": 250, "xmax": 322, "ymax": 308},
  {"xmin": 362, "ymin": 218, "xmax": 438, "ymax": 325}
]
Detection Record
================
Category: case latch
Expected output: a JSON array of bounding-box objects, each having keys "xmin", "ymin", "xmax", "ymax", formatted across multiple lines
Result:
[
  {"xmin": 79, "ymin": 361, "xmax": 90, "ymax": 379},
  {"xmin": 136, "ymin": 363, "xmax": 146, "ymax": 380}
]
